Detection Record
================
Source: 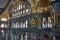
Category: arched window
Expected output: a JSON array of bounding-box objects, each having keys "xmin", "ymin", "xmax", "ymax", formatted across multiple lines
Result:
[
  {"xmin": 12, "ymin": 0, "xmax": 31, "ymax": 17},
  {"xmin": 42, "ymin": 5, "xmax": 55, "ymax": 28}
]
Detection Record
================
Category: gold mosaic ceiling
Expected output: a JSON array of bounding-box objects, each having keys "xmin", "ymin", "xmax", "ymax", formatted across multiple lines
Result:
[
  {"xmin": 0, "ymin": 9, "xmax": 9, "ymax": 19},
  {"xmin": 0, "ymin": 0, "xmax": 50, "ymax": 18}
]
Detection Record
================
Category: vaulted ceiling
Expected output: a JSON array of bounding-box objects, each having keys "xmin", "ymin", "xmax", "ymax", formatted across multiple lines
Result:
[
  {"xmin": 0, "ymin": 0, "xmax": 60, "ymax": 19},
  {"xmin": 0, "ymin": 0, "xmax": 11, "ymax": 15}
]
